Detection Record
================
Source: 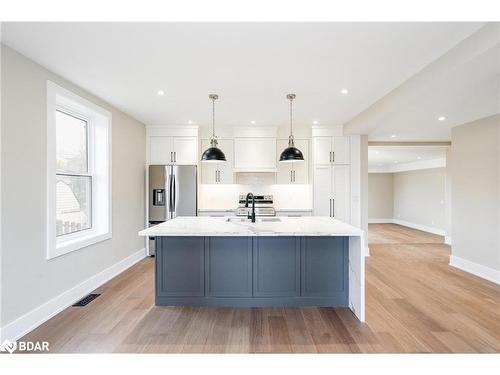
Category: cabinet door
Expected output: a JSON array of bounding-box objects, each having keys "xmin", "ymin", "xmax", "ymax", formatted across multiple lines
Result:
[
  {"xmin": 156, "ymin": 237, "xmax": 205, "ymax": 297},
  {"xmin": 332, "ymin": 165, "xmax": 351, "ymax": 223},
  {"xmin": 276, "ymin": 139, "xmax": 293, "ymax": 184},
  {"xmin": 312, "ymin": 137, "xmax": 332, "ymax": 165},
  {"xmin": 150, "ymin": 136, "xmax": 174, "ymax": 164},
  {"xmin": 206, "ymin": 237, "xmax": 252, "ymax": 297},
  {"xmin": 332, "ymin": 136, "xmax": 350, "ymax": 164},
  {"xmin": 313, "ymin": 165, "xmax": 333, "ymax": 216},
  {"xmin": 234, "ymin": 138, "xmax": 276, "ymax": 171},
  {"xmin": 216, "ymin": 139, "xmax": 234, "ymax": 184},
  {"xmin": 292, "ymin": 139, "xmax": 309, "ymax": 184},
  {"xmin": 301, "ymin": 237, "xmax": 348, "ymax": 301},
  {"xmin": 173, "ymin": 136, "xmax": 198, "ymax": 165},
  {"xmin": 253, "ymin": 237, "xmax": 300, "ymax": 297},
  {"xmin": 200, "ymin": 139, "xmax": 218, "ymax": 184}
]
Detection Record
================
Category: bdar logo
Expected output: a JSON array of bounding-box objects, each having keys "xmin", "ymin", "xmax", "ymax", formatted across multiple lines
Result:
[{"xmin": 0, "ymin": 340, "xmax": 17, "ymax": 354}]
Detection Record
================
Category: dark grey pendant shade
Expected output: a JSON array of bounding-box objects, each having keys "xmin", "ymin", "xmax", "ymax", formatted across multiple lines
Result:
[
  {"xmin": 201, "ymin": 143, "xmax": 226, "ymax": 162},
  {"xmin": 279, "ymin": 144, "xmax": 304, "ymax": 162},
  {"xmin": 201, "ymin": 94, "xmax": 226, "ymax": 163}
]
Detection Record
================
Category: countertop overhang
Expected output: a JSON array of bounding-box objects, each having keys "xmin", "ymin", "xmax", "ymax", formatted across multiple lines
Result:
[{"xmin": 139, "ymin": 216, "xmax": 363, "ymax": 237}]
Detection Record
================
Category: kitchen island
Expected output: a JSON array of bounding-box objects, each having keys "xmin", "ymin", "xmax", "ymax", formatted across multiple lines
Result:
[{"xmin": 139, "ymin": 216, "xmax": 365, "ymax": 321}]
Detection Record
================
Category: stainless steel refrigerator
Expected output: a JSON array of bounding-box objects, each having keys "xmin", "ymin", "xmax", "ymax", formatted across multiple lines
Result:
[{"xmin": 147, "ymin": 165, "xmax": 197, "ymax": 256}]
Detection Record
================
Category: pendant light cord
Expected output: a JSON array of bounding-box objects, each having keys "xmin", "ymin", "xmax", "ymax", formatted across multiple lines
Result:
[
  {"xmin": 212, "ymin": 97, "xmax": 216, "ymax": 138},
  {"xmin": 289, "ymin": 97, "xmax": 293, "ymax": 138}
]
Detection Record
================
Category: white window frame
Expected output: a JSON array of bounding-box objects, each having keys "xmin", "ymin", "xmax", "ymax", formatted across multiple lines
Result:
[{"xmin": 46, "ymin": 81, "xmax": 112, "ymax": 259}]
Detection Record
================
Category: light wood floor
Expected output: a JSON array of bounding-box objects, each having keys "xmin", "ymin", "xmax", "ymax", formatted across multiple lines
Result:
[{"xmin": 22, "ymin": 224, "xmax": 500, "ymax": 353}]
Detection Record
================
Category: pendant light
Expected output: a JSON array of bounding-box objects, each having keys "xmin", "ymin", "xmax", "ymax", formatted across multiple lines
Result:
[
  {"xmin": 201, "ymin": 94, "xmax": 226, "ymax": 162},
  {"xmin": 279, "ymin": 93, "xmax": 304, "ymax": 162}
]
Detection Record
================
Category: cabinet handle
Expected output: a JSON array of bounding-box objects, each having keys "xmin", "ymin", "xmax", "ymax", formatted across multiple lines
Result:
[
  {"xmin": 293, "ymin": 170, "xmax": 295, "ymax": 182},
  {"xmin": 332, "ymin": 198, "xmax": 335, "ymax": 218},
  {"xmin": 174, "ymin": 151, "xmax": 176, "ymax": 163},
  {"xmin": 332, "ymin": 151, "xmax": 335, "ymax": 163},
  {"xmin": 170, "ymin": 151, "xmax": 173, "ymax": 163},
  {"xmin": 215, "ymin": 170, "xmax": 218, "ymax": 183},
  {"xmin": 290, "ymin": 170, "xmax": 292, "ymax": 182},
  {"xmin": 329, "ymin": 199, "xmax": 332, "ymax": 217},
  {"xmin": 329, "ymin": 151, "xmax": 332, "ymax": 163},
  {"xmin": 217, "ymin": 170, "xmax": 220, "ymax": 182}
]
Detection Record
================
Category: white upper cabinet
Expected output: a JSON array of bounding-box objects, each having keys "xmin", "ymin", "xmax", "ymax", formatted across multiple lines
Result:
[
  {"xmin": 173, "ymin": 137, "xmax": 198, "ymax": 164},
  {"xmin": 201, "ymin": 139, "xmax": 234, "ymax": 184},
  {"xmin": 149, "ymin": 135, "xmax": 198, "ymax": 165},
  {"xmin": 150, "ymin": 136, "xmax": 174, "ymax": 164},
  {"xmin": 234, "ymin": 137, "xmax": 277, "ymax": 172},
  {"xmin": 276, "ymin": 139, "xmax": 309, "ymax": 184},
  {"xmin": 312, "ymin": 136, "xmax": 350, "ymax": 165}
]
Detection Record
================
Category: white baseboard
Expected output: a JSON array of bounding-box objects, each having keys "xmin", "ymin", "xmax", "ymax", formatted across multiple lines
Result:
[
  {"xmin": 392, "ymin": 219, "xmax": 445, "ymax": 236},
  {"xmin": 449, "ymin": 255, "xmax": 500, "ymax": 285},
  {"xmin": 444, "ymin": 236, "xmax": 452, "ymax": 245},
  {"xmin": 368, "ymin": 219, "xmax": 394, "ymax": 224},
  {"xmin": 1, "ymin": 248, "xmax": 146, "ymax": 341}
]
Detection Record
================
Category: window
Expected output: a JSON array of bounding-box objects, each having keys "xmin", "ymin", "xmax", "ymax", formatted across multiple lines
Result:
[{"xmin": 47, "ymin": 81, "xmax": 112, "ymax": 259}]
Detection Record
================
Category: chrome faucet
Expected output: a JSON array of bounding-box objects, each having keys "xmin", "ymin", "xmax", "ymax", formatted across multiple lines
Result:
[{"xmin": 245, "ymin": 192, "xmax": 256, "ymax": 223}]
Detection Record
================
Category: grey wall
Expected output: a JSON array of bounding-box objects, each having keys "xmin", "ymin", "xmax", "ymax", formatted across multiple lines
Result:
[
  {"xmin": 393, "ymin": 168, "xmax": 446, "ymax": 231},
  {"xmin": 451, "ymin": 114, "xmax": 500, "ymax": 271},
  {"xmin": 1, "ymin": 46, "xmax": 146, "ymax": 326},
  {"xmin": 368, "ymin": 173, "xmax": 394, "ymax": 220}
]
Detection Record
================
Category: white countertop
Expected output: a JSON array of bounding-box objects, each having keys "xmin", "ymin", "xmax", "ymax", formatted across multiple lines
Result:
[{"xmin": 139, "ymin": 216, "xmax": 363, "ymax": 237}]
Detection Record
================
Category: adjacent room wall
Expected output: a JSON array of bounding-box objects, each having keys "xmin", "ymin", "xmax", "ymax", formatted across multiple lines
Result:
[
  {"xmin": 368, "ymin": 173, "xmax": 394, "ymax": 221},
  {"xmin": 393, "ymin": 168, "xmax": 446, "ymax": 234},
  {"xmin": 1, "ymin": 46, "xmax": 146, "ymax": 336},
  {"xmin": 450, "ymin": 114, "xmax": 500, "ymax": 280}
]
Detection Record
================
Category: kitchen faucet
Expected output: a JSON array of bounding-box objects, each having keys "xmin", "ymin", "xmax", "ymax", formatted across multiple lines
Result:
[{"xmin": 245, "ymin": 192, "xmax": 256, "ymax": 223}]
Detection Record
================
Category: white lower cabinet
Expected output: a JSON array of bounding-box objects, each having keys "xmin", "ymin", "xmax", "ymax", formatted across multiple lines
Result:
[
  {"xmin": 201, "ymin": 139, "xmax": 234, "ymax": 184},
  {"xmin": 313, "ymin": 165, "xmax": 350, "ymax": 223},
  {"xmin": 276, "ymin": 139, "xmax": 309, "ymax": 184}
]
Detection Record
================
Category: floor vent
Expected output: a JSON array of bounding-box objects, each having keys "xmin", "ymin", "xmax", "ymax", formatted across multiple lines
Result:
[{"xmin": 72, "ymin": 293, "xmax": 101, "ymax": 307}]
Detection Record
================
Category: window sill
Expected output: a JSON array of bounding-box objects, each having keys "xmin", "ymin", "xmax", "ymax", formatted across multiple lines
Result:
[{"xmin": 48, "ymin": 231, "xmax": 112, "ymax": 259}]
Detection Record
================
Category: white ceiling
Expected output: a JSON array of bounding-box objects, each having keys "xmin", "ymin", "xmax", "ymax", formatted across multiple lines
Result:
[
  {"xmin": 345, "ymin": 23, "xmax": 500, "ymax": 141},
  {"xmin": 368, "ymin": 145, "xmax": 448, "ymax": 170},
  {"xmin": 1, "ymin": 22, "xmax": 485, "ymax": 133}
]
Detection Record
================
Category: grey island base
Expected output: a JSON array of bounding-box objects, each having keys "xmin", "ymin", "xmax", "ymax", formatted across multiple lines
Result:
[{"xmin": 139, "ymin": 217, "xmax": 366, "ymax": 321}]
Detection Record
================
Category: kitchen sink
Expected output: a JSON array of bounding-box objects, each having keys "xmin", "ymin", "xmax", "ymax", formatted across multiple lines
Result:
[{"xmin": 225, "ymin": 217, "xmax": 281, "ymax": 223}]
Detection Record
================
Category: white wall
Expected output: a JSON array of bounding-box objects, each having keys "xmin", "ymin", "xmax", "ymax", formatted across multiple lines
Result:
[
  {"xmin": 450, "ymin": 114, "xmax": 500, "ymax": 280},
  {"xmin": 368, "ymin": 173, "xmax": 394, "ymax": 220},
  {"xmin": 393, "ymin": 168, "xmax": 446, "ymax": 233},
  {"xmin": 1, "ymin": 46, "xmax": 146, "ymax": 334}
]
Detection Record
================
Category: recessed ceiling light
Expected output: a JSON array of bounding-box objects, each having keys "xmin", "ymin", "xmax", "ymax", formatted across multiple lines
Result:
[
  {"xmin": 313, "ymin": 120, "xmax": 319, "ymax": 125},
  {"xmin": 340, "ymin": 89, "xmax": 349, "ymax": 95},
  {"xmin": 188, "ymin": 120, "xmax": 193, "ymax": 124},
  {"xmin": 251, "ymin": 120, "xmax": 256, "ymax": 124},
  {"xmin": 438, "ymin": 116, "xmax": 446, "ymax": 121},
  {"xmin": 394, "ymin": 160, "xmax": 399, "ymax": 163},
  {"xmin": 157, "ymin": 90, "xmax": 165, "ymax": 96},
  {"xmin": 391, "ymin": 134, "xmax": 397, "ymax": 138},
  {"xmin": 417, "ymin": 156, "xmax": 422, "ymax": 160}
]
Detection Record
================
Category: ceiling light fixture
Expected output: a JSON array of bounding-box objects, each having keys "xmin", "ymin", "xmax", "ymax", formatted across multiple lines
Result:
[
  {"xmin": 188, "ymin": 120, "xmax": 194, "ymax": 124},
  {"xmin": 391, "ymin": 134, "xmax": 397, "ymax": 138},
  {"xmin": 417, "ymin": 156, "xmax": 422, "ymax": 160},
  {"xmin": 157, "ymin": 90, "xmax": 165, "ymax": 96},
  {"xmin": 313, "ymin": 120, "xmax": 319, "ymax": 125},
  {"xmin": 340, "ymin": 89, "xmax": 349, "ymax": 95},
  {"xmin": 201, "ymin": 94, "xmax": 226, "ymax": 163},
  {"xmin": 438, "ymin": 116, "xmax": 446, "ymax": 121},
  {"xmin": 279, "ymin": 94, "xmax": 304, "ymax": 163},
  {"xmin": 251, "ymin": 120, "xmax": 256, "ymax": 124}
]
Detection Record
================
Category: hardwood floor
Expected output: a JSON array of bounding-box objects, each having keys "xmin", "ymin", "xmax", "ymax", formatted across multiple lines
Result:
[{"xmin": 22, "ymin": 224, "xmax": 500, "ymax": 353}]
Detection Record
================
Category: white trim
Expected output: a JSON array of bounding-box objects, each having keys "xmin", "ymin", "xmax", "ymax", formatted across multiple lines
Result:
[
  {"xmin": 0, "ymin": 248, "xmax": 146, "ymax": 341},
  {"xmin": 365, "ymin": 247, "xmax": 370, "ymax": 256},
  {"xmin": 444, "ymin": 236, "xmax": 452, "ymax": 245},
  {"xmin": 368, "ymin": 218, "xmax": 394, "ymax": 224},
  {"xmin": 449, "ymin": 255, "xmax": 500, "ymax": 285},
  {"xmin": 393, "ymin": 219, "xmax": 445, "ymax": 236},
  {"xmin": 46, "ymin": 81, "xmax": 112, "ymax": 259},
  {"xmin": 369, "ymin": 157, "xmax": 446, "ymax": 173}
]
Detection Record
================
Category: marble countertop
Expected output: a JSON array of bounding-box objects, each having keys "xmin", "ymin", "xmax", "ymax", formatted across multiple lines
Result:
[{"xmin": 139, "ymin": 216, "xmax": 363, "ymax": 237}]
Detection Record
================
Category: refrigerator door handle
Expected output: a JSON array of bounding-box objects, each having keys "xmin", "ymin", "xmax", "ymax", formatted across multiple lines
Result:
[
  {"xmin": 168, "ymin": 173, "xmax": 174, "ymax": 216},
  {"xmin": 172, "ymin": 173, "xmax": 176, "ymax": 213}
]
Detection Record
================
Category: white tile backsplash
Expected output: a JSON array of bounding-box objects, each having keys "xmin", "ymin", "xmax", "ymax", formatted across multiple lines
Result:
[{"xmin": 198, "ymin": 183, "xmax": 313, "ymax": 210}]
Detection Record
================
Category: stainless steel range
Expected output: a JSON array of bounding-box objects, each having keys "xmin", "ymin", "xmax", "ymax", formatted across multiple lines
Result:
[{"xmin": 236, "ymin": 195, "xmax": 276, "ymax": 217}]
